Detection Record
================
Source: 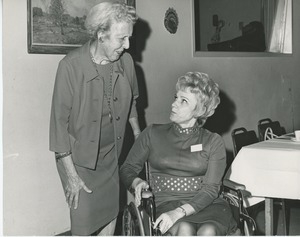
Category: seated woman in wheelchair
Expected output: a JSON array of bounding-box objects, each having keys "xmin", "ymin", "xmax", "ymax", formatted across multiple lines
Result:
[{"xmin": 120, "ymin": 71, "xmax": 237, "ymax": 236}]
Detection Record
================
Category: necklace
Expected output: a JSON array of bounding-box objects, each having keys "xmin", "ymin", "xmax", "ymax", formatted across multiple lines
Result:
[
  {"xmin": 173, "ymin": 123, "xmax": 200, "ymax": 135},
  {"xmin": 90, "ymin": 53, "xmax": 114, "ymax": 123}
]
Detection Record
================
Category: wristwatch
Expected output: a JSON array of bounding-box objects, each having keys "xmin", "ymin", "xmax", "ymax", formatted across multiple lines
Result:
[{"xmin": 178, "ymin": 206, "xmax": 187, "ymax": 216}]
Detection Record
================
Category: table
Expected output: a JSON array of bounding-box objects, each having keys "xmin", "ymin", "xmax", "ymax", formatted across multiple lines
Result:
[{"xmin": 226, "ymin": 134, "xmax": 300, "ymax": 235}]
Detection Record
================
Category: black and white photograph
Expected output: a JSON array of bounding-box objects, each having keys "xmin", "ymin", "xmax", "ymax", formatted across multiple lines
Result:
[{"xmin": 2, "ymin": 0, "xmax": 300, "ymax": 236}]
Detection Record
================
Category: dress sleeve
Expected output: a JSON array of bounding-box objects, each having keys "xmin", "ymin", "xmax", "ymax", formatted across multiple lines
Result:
[
  {"xmin": 129, "ymin": 71, "xmax": 139, "ymax": 119},
  {"xmin": 49, "ymin": 59, "xmax": 74, "ymax": 153},
  {"xmin": 124, "ymin": 53, "xmax": 139, "ymax": 119},
  {"xmin": 187, "ymin": 134, "xmax": 226, "ymax": 213},
  {"xmin": 120, "ymin": 125, "xmax": 153, "ymax": 189}
]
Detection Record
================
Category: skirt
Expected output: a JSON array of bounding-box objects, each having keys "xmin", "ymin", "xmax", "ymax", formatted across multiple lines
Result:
[
  {"xmin": 156, "ymin": 197, "xmax": 237, "ymax": 235},
  {"xmin": 56, "ymin": 147, "xmax": 119, "ymax": 235}
]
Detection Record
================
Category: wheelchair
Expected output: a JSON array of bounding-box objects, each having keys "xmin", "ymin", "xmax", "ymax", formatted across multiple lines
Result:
[
  {"xmin": 222, "ymin": 179, "xmax": 257, "ymax": 235},
  {"xmin": 122, "ymin": 189, "xmax": 161, "ymax": 236},
  {"xmin": 122, "ymin": 164, "xmax": 256, "ymax": 236}
]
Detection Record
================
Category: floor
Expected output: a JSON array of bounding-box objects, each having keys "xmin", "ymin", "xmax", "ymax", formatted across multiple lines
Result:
[{"xmin": 57, "ymin": 199, "xmax": 300, "ymax": 236}]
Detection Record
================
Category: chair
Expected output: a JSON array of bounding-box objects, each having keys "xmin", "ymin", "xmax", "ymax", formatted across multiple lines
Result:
[
  {"xmin": 122, "ymin": 162, "xmax": 256, "ymax": 236},
  {"xmin": 231, "ymin": 127, "xmax": 259, "ymax": 157},
  {"xmin": 122, "ymin": 189, "xmax": 162, "ymax": 236},
  {"xmin": 257, "ymin": 118, "xmax": 286, "ymax": 141},
  {"xmin": 231, "ymin": 127, "xmax": 263, "ymax": 234},
  {"xmin": 122, "ymin": 190, "xmax": 159, "ymax": 236},
  {"xmin": 122, "ymin": 161, "xmax": 160, "ymax": 236}
]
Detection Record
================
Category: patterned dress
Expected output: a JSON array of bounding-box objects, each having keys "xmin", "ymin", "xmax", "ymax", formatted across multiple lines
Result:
[{"xmin": 120, "ymin": 123, "xmax": 237, "ymax": 235}]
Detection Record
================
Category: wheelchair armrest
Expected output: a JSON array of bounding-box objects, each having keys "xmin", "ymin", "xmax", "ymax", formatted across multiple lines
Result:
[
  {"xmin": 223, "ymin": 179, "xmax": 252, "ymax": 198},
  {"xmin": 223, "ymin": 179, "xmax": 246, "ymax": 191},
  {"xmin": 141, "ymin": 190, "xmax": 153, "ymax": 199}
]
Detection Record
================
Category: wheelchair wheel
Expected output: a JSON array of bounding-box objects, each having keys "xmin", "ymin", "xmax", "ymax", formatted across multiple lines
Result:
[{"xmin": 122, "ymin": 202, "xmax": 146, "ymax": 236}]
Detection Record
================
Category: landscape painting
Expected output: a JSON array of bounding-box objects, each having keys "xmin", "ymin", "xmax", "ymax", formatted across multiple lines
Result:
[{"xmin": 28, "ymin": 0, "xmax": 109, "ymax": 54}]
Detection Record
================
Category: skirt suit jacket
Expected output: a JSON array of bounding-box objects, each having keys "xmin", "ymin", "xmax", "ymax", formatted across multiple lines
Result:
[{"xmin": 49, "ymin": 40, "xmax": 139, "ymax": 169}]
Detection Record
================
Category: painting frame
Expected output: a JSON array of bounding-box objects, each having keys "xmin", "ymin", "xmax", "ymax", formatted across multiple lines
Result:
[
  {"xmin": 126, "ymin": 0, "xmax": 135, "ymax": 8},
  {"xmin": 27, "ymin": 0, "xmax": 93, "ymax": 54},
  {"xmin": 27, "ymin": 0, "xmax": 136, "ymax": 54}
]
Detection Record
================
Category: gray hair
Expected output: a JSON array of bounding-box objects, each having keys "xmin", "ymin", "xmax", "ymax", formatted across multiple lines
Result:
[
  {"xmin": 85, "ymin": 1, "xmax": 137, "ymax": 40},
  {"xmin": 176, "ymin": 72, "xmax": 220, "ymax": 126}
]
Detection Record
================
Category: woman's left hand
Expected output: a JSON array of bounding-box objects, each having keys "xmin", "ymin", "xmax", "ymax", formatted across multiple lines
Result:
[
  {"xmin": 153, "ymin": 209, "xmax": 185, "ymax": 234},
  {"xmin": 131, "ymin": 177, "xmax": 149, "ymax": 206}
]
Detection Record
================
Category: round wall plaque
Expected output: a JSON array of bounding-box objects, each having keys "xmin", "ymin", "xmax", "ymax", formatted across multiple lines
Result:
[{"xmin": 164, "ymin": 8, "xmax": 178, "ymax": 34}]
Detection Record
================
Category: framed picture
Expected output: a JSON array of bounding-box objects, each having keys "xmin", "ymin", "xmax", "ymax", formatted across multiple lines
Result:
[
  {"xmin": 126, "ymin": 0, "xmax": 135, "ymax": 8},
  {"xmin": 27, "ymin": 0, "xmax": 135, "ymax": 54}
]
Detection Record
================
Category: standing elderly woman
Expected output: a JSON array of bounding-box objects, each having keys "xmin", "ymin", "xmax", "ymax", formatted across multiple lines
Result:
[
  {"xmin": 49, "ymin": 1, "xmax": 140, "ymax": 235},
  {"xmin": 120, "ymin": 72, "xmax": 237, "ymax": 236}
]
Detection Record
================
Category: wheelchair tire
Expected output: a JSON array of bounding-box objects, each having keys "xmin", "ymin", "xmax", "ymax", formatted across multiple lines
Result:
[{"xmin": 122, "ymin": 202, "xmax": 146, "ymax": 236}]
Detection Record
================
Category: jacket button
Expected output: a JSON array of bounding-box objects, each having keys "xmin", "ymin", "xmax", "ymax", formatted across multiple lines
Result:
[
  {"xmin": 116, "ymin": 116, "xmax": 120, "ymax": 121},
  {"xmin": 113, "ymin": 97, "xmax": 118, "ymax": 102},
  {"xmin": 117, "ymin": 136, "xmax": 122, "ymax": 140}
]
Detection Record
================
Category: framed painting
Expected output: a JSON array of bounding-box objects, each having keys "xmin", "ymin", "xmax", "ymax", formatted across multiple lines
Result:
[
  {"xmin": 126, "ymin": 0, "xmax": 135, "ymax": 8},
  {"xmin": 27, "ymin": 0, "xmax": 135, "ymax": 54}
]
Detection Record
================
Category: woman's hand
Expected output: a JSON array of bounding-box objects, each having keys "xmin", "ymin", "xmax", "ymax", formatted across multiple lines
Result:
[
  {"xmin": 153, "ymin": 208, "xmax": 185, "ymax": 234},
  {"xmin": 131, "ymin": 177, "xmax": 149, "ymax": 206},
  {"xmin": 59, "ymin": 154, "xmax": 93, "ymax": 209},
  {"xmin": 65, "ymin": 174, "xmax": 92, "ymax": 209},
  {"xmin": 65, "ymin": 175, "xmax": 92, "ymax": 209}
]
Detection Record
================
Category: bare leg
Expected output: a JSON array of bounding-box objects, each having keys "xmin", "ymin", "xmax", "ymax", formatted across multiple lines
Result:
[
  {"xmin": 197, "ymin": 222, "xmax": 221, "ymax": 236},
  {"xmin": 167, "ymin": 221, "xmax": 196, "ymax": 236},
  {"xmin": 97, "ymin": 218, "xmax": 117, "ymax": 236}
]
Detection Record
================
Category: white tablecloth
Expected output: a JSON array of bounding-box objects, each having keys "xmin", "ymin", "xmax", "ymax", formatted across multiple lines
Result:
[{"xmin": 226, "ymin": 136, "xmax": 300, "ymax": 206}]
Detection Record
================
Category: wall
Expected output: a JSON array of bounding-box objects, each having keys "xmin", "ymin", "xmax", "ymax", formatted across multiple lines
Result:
[
  {"xmin": 135, "ymin": 0, "xmax": 300, "ymax": 151},
  {"xmin": 2, "ymin": 0, "xmax": 300, "ymax": 235},
  {"xmin": 3, "ymin": 0, "xmax": 69, "ymax": 235}
]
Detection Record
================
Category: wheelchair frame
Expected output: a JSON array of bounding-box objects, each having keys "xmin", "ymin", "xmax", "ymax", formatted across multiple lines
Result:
[
  {"xmin": 122, "ymin": 163, "xmax": 256, "ymax": 236},
  {"xmin": 222, "ymin": 179, "xmax": 257, "ymax": 235},
  {"xmin": 122, "ymin": 190, "xmax": 161, "ymax": 236}
]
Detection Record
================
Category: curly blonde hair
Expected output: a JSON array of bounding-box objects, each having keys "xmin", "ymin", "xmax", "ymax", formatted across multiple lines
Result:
[
  {"xmin": 85, "ymin": 1, "xmax": 137, "ymax": 40},
  {"xmin": 176, "ymin": 72, "xmax": 220, "ymax": 126}
]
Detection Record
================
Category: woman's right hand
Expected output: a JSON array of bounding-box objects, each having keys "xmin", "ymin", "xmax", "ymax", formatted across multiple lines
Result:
[
  {"xmin": 59, "ymin": 154, "xmax": 93, "ymax": 209},
  {"xmin": 131, "ymin": 177, "xmax": 149, "ymax": 206},
  {"xmin": 65, "ymin": 174, "xmax": 92, "ymax": 209}
]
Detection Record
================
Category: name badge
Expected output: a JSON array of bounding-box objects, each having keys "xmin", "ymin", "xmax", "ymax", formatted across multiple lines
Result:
[{"xmin": 190, "ymin": 144, "xmax": 202, "ymax": 152}]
